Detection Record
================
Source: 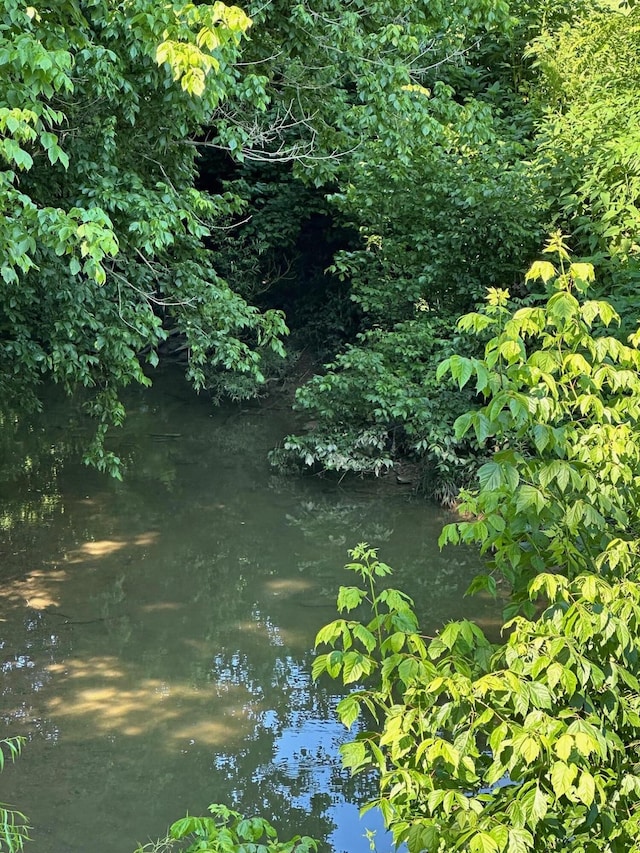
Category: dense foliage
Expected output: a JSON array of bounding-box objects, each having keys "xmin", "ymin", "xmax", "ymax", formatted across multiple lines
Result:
[
  {"xmin": 314, "ymin": 247, "xmax": 640, "ymax": 852},
  {"xmin": 2, "ymin": 0, "xmax": 637, "ymax": 488},
  {"xmin": 277, "ymin": 0, "xmax": 640, "ymax": 494},
  {"xmin": 0, "ymin": 0, "xmax": 287, "ymax": 473}
]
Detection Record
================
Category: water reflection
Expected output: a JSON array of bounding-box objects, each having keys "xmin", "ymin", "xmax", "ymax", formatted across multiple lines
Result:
[{"xmin": 0, "ymin": 368, "xmax": 498, "ymax": 853}]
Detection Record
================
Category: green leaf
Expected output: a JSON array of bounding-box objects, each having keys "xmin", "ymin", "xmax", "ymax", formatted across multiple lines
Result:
[
  {"xmin": 500, "ymin": 338, "xmax": 525, "ymax": 361},
  {"xmin": 519, "ymin": 736, "xmax": 540, "ymax": 764},
  {"xmin": 311, "ymin": 654, "xmax": 330, "ymax": 681},
  {"xmin": 532, "ymin": 424, "xmax": 551, "ymax": 453},
  {"xmin": 576, "ymin": 770, "xmax": 595, "ymax": 807},
  {"xmin": 342, "ymin": 651, "xmax": 368, "ymax": 684},
  {"xmin": 473, "ymin": 412, "xmax": 495, "ymax": 444},
  {"xmin": 352, "ymin": 623, "xmax": 376, "ymax": 652},
  {"xmin": 550, "ymin": 761, "xmax": 577, "ymax": 798},
  {"xmin": 525, "ymin": 260, "xmax": 556, "ymax": 283},
  {"xmin": 336, "ymin": 695, "xmax": 361, "ymax": 729},
  {"xmin": 526, "ymin": 681, "xmax": 552, "ymax": 710},
  {"xmin": 470, "ymin": 831, "xmax": 500, "ymax": 853},
  {"xmin": 554, "ymin": 734, "xmax": 573, "ymax": 761},
  {"xmin": 570, "ymin": 262, "xmax": 595, "ymax": 285},
  {"xmin": 478, "ymin": 461, "xmax": 504, "ymax": 491},
  {"xmin": 315, "ymin": 621, "xmax": 342, "ymax": 648},
  {"xmin": 547, "ymin": 291, "xmax": 580, "ymax": 324},
  {"xmin": 515, "ymin": 485, "xmax": 546, "ymax": 516},
  {"xmin": 439, "ymin": 622, "xmax": 461, "ymax": 650},
  {"xmin": 398, "ymin": 657, "xmax": 422, "ymax": 684},
  {"xmin": 521, "ymin": 785, "xmax": 548, "ymax": 827},
  {"xmin": 449, "ymin": 354, "xmax": 474, "ymax": 389},
  {"xmin": 337, "ymin": 586, "xmax": 366, "ymax": 612},
  {"xmin": 326, "ymin": 650, "xmax": 344, "ymax": 678},
  {"xmin": 439, "ymin": 524, "xmax": 460, "ymax": 547},
  {"xmin": 339, "ymin": 740, "xmax": 368, "ymax": 772},
  {"xmin": 507, "ymin": 828, "xmax": 534, "ymax": 853},
  {"xmin": 407, "ymin": 822, "xmax": 440, "ymax": 853},
  {"xmin": 453, "ymin": 411, "xmax": 473, "ymax": 439}
]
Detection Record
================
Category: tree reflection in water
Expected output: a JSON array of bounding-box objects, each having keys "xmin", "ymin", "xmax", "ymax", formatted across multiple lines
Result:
[{"xmin": 0, "ymin": 370, "xmax": 499, "ymax": 852}]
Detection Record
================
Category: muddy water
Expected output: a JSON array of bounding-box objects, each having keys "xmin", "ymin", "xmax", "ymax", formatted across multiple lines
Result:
[{"xmin": 0, "ymin": 369, "xmax": 498, "ymax": 852}]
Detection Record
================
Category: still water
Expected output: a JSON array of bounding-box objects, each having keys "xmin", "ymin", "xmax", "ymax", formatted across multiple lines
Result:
[{"xmin": 0, "ymin": 368, "xmax": 498, "ymax": 852}]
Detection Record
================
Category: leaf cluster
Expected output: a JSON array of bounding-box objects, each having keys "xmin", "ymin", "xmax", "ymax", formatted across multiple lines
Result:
[
  {"xmin": 314, "ymin": 243, "xmax": 640, "ymax": 853},
  {"xmin": 438, "ymin": 235, "xmax": 640, "ymax": 603},
  {"xmin": 0, "ymin": 0, "xmax": 287, "ymax": 473},
  {"xmin": 316, "ymin": 551, "xmax": 640, "ymax": 853},
  {"xmin": 133, "ymin": 803, "xmax": 317, "ymax": 853},
  {"xmin": 274, "ymin": 314, "xmax": 483, "ymax": 496}
]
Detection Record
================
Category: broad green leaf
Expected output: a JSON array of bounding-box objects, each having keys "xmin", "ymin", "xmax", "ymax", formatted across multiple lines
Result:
[
  {"xmin": 554, "ymin": 734, "xmax": 573, "ymax": 761},
  {"xmin": 576, "ymin": 771, "xmax": 595, "ymax": 807},
  {"xmin": 507, "ymin": 827, "xmax": 534, "ymax": 853},
  {"xmin": 519, "ymin": 736, "xmax": 540, "ymax": 764},
  {"xmin": 315, "ymin": 621, "xmax": 343, "ymax": 648},
  {"xmin": 478, "ymin": 461, "xmax": 504, "ymax": 491},
  {"xmin": 515, "ymin": 485, "xmax": 546, "ymax": 516},
  {"xmin": 525, "ymin": 260, "xmax": 556, "ymax": 283},
  {"xmin": 449, "ymin": 354, "xmax": 474, "ymax": 389},
  {"xmin": 500, "ymin": 338, "xmax": 525, "ymax": 361},
  {"xmin": 526, "ymin": 681, "xmax": 552, "ymax": 710},
  {"xmin": 337, "ymin": 586, "xmax": 366, "ymax": 612},
  {"xmin": 342, "ymin": 651, "xmax": 367, "ymax": 684},
  {"xmin": 311, "ymin": 654, "xmax": 329, "ymax": 680},
  {"xmin": 352, "ymin": 623, "xmax": 376, "ymax": 652},
  {"xmin": 336, "ymin": 695, "xmax": 361, "ymax": 729},
  {"xmin": 530, "ymin": 786, "xmax": 548, "ymax": 825},
  {"xmin": 439, "ymin": 622, "xmax": 461, "ymax": 650},
  {"xmin": 339, "ymin": 740, "xmax": 368, "ymax": 772},
  {"xmin": 547, "ymin": 291, "xmax": 580, "ymax": 324},
  {"xmin": 550, "ymin": 761, "xmax": 577, "ymax": 798},
  {"xmin": 470, "ymin": 831, "xmax": 499, "ymax": 853},
  {"xmin": 569, "ymin": 262, "xmax": 595, "ymax": 285},
  {"xmin": 407, "ymin": 822, "xmax": 440, "ymax": 853}
]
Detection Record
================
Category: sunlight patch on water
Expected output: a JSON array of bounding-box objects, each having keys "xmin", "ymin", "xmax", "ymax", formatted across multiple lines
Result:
[
  {"xmin": 65, "ymin": 531, "xmax": 160, "ymax": 562},
  {"xmin": 1, "ymin": 567, "xmax": 69, "ymax": 610},
  {"xmin": 0, "ymin": 371, "xmax": 500, "ymax": 853},
  {"xmin": 263, "ymin": 577, "xmax": 314, "ymax": 595},
  {"xmin": 140, "ymin": 602, "xmax": 183, "ymax": 613},
  {"xmin": 42, "ymin": 656, "xmax": 264, "ymax": 744}
]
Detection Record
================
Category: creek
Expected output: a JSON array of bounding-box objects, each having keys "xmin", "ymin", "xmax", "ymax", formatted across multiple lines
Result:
[{"xmin": 0, "ymin": 367, "xmax": 498, "ymax": 852}]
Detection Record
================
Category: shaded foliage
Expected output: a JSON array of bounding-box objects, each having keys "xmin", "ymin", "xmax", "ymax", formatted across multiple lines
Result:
[
  {"xmin": 0, "ymin": 0, "xmax": 287, "ymax": 473},
  {"xmin": 271, "ymin": 0, "xmax": 640, "ymax": 496}
]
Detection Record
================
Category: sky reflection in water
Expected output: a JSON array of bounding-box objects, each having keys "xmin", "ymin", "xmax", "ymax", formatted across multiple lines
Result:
[{"xmin": 0, "ymin": 369, "xmax": 500, "ymax": 852}]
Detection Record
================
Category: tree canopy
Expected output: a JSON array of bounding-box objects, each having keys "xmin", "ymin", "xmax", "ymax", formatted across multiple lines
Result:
[
  {"xmin": 274, "ymin": 0, "xmax": 640, "ymax": 495},
  {"xmin": 1, "ymin": 1, "xmax": 639, "ymax": 487},
  {"xmin": 0, "ymin": 0, "xmax": 286, "ymax": 473}
]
